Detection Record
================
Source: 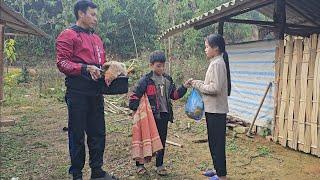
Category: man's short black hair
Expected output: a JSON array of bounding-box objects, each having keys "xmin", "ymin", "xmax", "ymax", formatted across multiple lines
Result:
[
  {"xmin": 74, "ymin": 0, "xmax": 98, "ymax": 20},
  {"xmin": 149, "ymin": 50, "xmax": 166, "ymax": 64}
]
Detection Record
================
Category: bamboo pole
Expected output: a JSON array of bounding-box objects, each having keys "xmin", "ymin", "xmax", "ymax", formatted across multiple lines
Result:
[
  {"xmin": 128, "ymin": 19, "xmax": 138, "ymax": 59},
  {"xmin": 273, "ymin": 40, "xmax": 284, "ymax": 142},
  {"xmin": 292, "ymin": 38, "xmax": 303, "ymax": 150},
  {"xmin": 0, "ymin": 24, "xmax": 4, "ymax": 123},
  {"xmin": 311, "ymin": 36, "xmax": 320, "ymax": 156},
  {"xmin": 298, "ymin": 37, "xmax": 311, "ymax": 151},
  {"xmin": 287, "ymin": 38, "xmax": 299, "ymax": 148},
  {"xmin": 278, "ymin": 36, "xmax": 293, "ymax": 146},
  {"xmin": 304, "ymin": 34, "xmax": 318, "ymax": 153}
]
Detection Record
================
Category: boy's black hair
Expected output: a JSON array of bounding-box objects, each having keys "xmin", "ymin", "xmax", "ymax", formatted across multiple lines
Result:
[
  {"xmin": 74, "ymin": 0, "xmax": 97, "ymax": 20},
  {"xmin": 149, "ymin": 50, "xmax": 166, "ymax": 64}
]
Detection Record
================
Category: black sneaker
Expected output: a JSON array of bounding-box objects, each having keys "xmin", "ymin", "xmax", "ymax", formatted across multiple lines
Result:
[
  {"xmin": 72, "ymin": 173, "xmax": 83, "ymax": 180},
  {"xmin": 91, "ymin": 169, "xmax": 116, "ymax": 180}
]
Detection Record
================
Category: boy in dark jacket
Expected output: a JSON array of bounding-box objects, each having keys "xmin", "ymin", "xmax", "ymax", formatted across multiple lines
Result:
[{"xmin": 129, "ymin": 50, "xmax": 191, "ymax": 175}]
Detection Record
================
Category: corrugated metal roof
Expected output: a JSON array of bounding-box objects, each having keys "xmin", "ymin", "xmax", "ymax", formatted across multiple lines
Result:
[
  {"xmin": 0, "ymin": 1, "xmax": 48, "ymax": 37},
  {"xmin": 159, "ymin": 0, "xmax": 320, "ymax": 40}
]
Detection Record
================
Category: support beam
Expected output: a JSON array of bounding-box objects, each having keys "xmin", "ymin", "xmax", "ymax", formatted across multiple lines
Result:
[
  {"xmin": 273, "ymin": 0, "xmax": 286, "ymax": 40},
  {"xmin": 224, "ymin": 18, "xmax": 318, "ymax": 29},
  {"xmin": 4, "ymin": 33, "xmax": 29, "ymax": 37},
  {"xmin": 284, "ymin": 28, "xmax": 320, "ymax": 37},
  {"xmin": 0, "ymin": 24, "xmax": 4, "ymax": 124},
  {"xmin": 218, "ymin": 22, "xmax": 224, "ymax": 35}
]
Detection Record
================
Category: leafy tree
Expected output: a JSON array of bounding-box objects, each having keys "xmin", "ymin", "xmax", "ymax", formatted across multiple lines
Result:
[{"xmin": 3, "ymin": 0, "xmax": 267, "ymax": 61}]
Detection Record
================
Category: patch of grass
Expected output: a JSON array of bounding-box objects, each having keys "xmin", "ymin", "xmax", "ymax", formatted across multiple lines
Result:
[
  {"xmin": 3, "ymin": 85, "xmax": 30, "ymax": 107},
  {"xmin": 107, "ymin": 122, "xmax": 127, "ymax": 133},
  {"xmin": 0, "ymin": 133, "xmax": 28, "ymax": 179},
  {"xmin": 40, "ymin": 86, "xmax": 65, "ymax": 103},
  {"xmin": 257, "ymin": 146, "xmax": 271, "ymax": 156},
  {"xmin": 0, "ymin": 114, "xmax": 45, "ymax": 179},
  {"xmin": 31, "ymin": 141, "xmax": 49, "ymax": 149},
  {"xmin": 55, "ymin": 164, "xmax": 69, "ymax": 178},
  {"xmin": 196, "ymin": 161, "xmax": 210, "ymax": 171},
  {"xmin": 259, "ymin": 127, "xmax": 271, "ymax": 137},
  {"xmin": 226, "ymin": 136, "xmax": 239, "ymax": 152},
  {"xmin": 226, "ymin": 139, "xmax": 238, "ymax": 152},
  {"xmin": 192, "ymin": 121, "xmax": 206, "ymax": 134},
  {"xmin": 10, "ymin": 116, "xmax": 41, "ymax": 138}
]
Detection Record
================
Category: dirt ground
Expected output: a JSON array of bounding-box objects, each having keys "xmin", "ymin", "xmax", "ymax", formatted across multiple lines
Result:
[{"xmin": 1, "ymin": 83, "xmax": 320, "ymax": 180}]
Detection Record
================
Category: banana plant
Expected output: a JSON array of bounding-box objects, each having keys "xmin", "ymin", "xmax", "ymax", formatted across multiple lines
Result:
[{"xmin": 4, "ymin": 39, "xmax": 16, "ymax": 73}]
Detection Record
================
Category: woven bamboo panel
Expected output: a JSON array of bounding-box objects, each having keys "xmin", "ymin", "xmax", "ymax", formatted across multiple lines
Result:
[{"xmin": 274, "ymin": 34, "xmax": 320, "ymax": 156}]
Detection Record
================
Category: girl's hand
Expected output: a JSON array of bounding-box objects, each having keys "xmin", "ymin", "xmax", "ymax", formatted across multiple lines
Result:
[
  {"xmin": 191, "ymin": 80, "xmax": 202, "ymax": 87},
  {"xmin": 184, "ymin": 78, "xmax": 193, "ymax": 88}
]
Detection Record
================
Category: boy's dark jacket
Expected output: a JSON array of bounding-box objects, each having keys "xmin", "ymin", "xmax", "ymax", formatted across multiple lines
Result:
[{"xmin": 129, "ymin": 71, "xmax": 187, "ymax": 122}]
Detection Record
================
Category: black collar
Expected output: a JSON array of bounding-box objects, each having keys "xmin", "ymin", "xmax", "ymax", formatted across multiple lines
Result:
[{"xmin": 70, "ymin": 25, "xmax": 94, "ymax": 34}]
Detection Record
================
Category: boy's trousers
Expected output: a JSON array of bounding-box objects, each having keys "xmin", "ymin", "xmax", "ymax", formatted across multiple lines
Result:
[{"xmin": 136, "ymin": 112, "xmax": 169, "ymax": 167}]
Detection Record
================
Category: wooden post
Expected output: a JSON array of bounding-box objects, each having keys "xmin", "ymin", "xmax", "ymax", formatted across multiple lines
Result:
[
  {"xmin": 164, "ymin": 38, "xmax": 170, "ymax": 75},
  {"xmin": 218, "ymin": 22, "xmax": 224, "ymax": 35},
  {"xmin": 246, "ymin": 82, "xmax": 273, "ymax": 137},
  {"xmin": 0, "ymin": 24, "xmax": 15, "ymax": 127},
  {"xmin": 272, "ymin": 0, "xmax": 286, "ymax": 142},
  {"xmin": 0, "ymin": 24, "xmax": 4, "ymax": 123},
  {"xmin": 164, "ymin": 39, "xmax": 168, "ymax": 58},
  {"xmin": 274, "ymin": 0, "xmax": 286, "ymax": 40},
  {"xmin": 168, "ymin": 37, "xmax": 171, "ymax": 75}
]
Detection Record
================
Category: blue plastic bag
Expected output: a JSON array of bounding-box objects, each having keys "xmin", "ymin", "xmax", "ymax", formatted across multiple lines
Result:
[{"xmin": 185, "ymin": 88, "xmax": 204, "ymax": 121}]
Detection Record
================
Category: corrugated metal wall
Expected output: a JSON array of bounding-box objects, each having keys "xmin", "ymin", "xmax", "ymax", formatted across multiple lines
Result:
[{"xmin": 227, "ymin": 40, "xmax": 276, "ymax": 127}]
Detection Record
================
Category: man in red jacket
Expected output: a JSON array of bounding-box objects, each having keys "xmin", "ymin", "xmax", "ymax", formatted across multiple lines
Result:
[{"xmin": 56, "ymin": 1, "xmax": 114, "ymax": 179}]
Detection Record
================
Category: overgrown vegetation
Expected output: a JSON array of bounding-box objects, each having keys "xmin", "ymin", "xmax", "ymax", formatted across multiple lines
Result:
[{"xmin": 4, "ymin": 0, "xmax": 267, "ymax": 61}]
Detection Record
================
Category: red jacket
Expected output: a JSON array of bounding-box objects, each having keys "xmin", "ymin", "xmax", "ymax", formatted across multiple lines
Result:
[{"xmin": 56, "ymin": 25, "xmax": 106, "ymax": 95}]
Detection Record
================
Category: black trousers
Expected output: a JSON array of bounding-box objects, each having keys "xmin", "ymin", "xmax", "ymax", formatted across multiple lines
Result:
[
  {"xmin": 136, "ymin": 112, "xmax": 169, "ymax": 167},
  {"xmin": 65, "ymin": 93, "xmax": 106, "ymax": 176},
  {"xmin": 205, "ymin": 113, "xmax": 227, "ymax": 177}
]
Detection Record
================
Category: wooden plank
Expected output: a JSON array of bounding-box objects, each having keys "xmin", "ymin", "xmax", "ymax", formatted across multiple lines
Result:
[
  {"xmin": 273, "ymin": 40, "xmax": 284, "ymax": 142},
  {"xmin": 5, "ymin": 23, "xmax": 39, "ymax": 36},
  {"xmin": 0, "ymin": 3, "xmax": 47, "ymax": 37},
  {"xmin": 292, "ymin": 38, "xmax": 303, "ymax": 150},
  {"xmin": 304, "ymin": 34, "xmax": 318, "ymax": 153},
  {"xmin": 311, "ymin": 36, "xmax": 320, "ymax": 156},
  {"xmin": 273, "ymin": 45, "xmax": 279, "ymax": 141},
  {"xmin": 166, "ymin": 140, "xmax": 183, "ymax": 148},
  {"xmin": 0, "ymin": 119, "xmax": 15, "ymax": 127},
  {"xmin": 318, "ymin": 95, "xmax": 320, "ymax": 157},
  {"xmin": 298, "ymin": 37, "xmax": 311, "ymax": 151},
  {"xmin": 0, "ymin": 24, "xmax": 4, "ymax": 126},
  {"xmin": 287, "ymin": 37, "xmax": 299, "ymax": 148},
  {"xmin": 279, "ymin": 36, "xmax": 293, "ymax": 146},
  {"xmin": 0, "ymin": 24, "xmax": 3, "ymax": 101},
  {"xmin": 286, "ymin": 36, "xmax": 293, "ymax": 147},
  {"xmin": 0, "ymin": 9, "xmax": 26, "ymax": 27}
]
